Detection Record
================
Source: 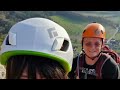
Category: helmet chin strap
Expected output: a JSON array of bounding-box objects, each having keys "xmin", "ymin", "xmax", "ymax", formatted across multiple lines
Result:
[{"xmin": 82, "ymin": 50, "xmax": 102, "ymax": 60}]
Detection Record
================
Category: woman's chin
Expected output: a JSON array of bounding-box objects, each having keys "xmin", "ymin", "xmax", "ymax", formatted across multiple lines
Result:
[{"xmin": 88, "ymin": 53, "xmax": 98, "ymax": 58}]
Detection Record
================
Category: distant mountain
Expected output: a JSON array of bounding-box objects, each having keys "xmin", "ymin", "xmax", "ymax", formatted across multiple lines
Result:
[{"xmin": 0, "ymin": 11, "xmax": 120, "ymax": 53}]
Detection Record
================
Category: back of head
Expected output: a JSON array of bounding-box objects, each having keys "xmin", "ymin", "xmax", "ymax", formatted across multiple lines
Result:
[
  {"xmin": 82, "ymin": 22, "xmax": 106, "ymax": 39},
  {"xmin": 0, "ymin": 17, "xmax": 73, "ymax": 73},
  {"xmin": 6, "ymin": 55, "xmax": 67, "ymax": 79}
]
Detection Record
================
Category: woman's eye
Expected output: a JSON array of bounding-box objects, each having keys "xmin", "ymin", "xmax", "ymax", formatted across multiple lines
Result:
[
  {"xmin": 85, "ymin": 42, "xmax": 101, "ymax": 47},
  {"xmin": 85, "ymin": 43, "xmax": 92, "ymax": 46},
  {"xmin": 95, "ymin": 43, "xmax": 101, "ymax": 47}
]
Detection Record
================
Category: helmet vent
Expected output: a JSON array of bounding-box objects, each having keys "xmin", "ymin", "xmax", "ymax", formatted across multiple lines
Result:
[
  {"xmin": 60, "ymin": 40, "xmax": 69, "ymax": 51},
  {"xmin": 52, "ymin": 37, "xmax": 69, "ymax": 51},
  {"xmin": 6, "ymin": 35, "xmax": 11, "ymax": 45},
  {"xmin": 92, "ymin": 22, "xmax": 97, "ymax": 23},
  {"xmin": 101, "ymin": 30, "xmax": 103, "ymax": 34},
  {"xmin": 83, "ymin": 29, "xmax": 86, "ymax": 34}
]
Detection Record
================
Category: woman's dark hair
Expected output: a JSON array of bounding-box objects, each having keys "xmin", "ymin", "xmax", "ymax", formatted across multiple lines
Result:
[{"xmin": 6, "ymin": 55, "xmax": 66, "ymax": 79}]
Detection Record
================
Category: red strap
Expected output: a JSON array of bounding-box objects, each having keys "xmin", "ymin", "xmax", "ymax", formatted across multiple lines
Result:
[
  {"xmin": 76, "ymin": 54, "xmax": 84, "ymax": 79},
  {"xmin": 96, "ymin": 54, "xmax": 110, "ymax": 79},
  {"xmin": 96, "ymin": 59, "xmax": 104, "ymax": 79}
]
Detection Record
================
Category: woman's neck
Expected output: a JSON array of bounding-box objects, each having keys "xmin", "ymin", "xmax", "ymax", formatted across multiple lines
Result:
[{"xmin": 85, "ymin": 55, "xmax": 100, "ymax": 65}]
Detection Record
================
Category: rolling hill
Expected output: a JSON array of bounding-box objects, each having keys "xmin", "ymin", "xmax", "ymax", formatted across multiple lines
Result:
[{"xmin": 0, "ymin": 11, "xmax": 120, "ymax": 54}]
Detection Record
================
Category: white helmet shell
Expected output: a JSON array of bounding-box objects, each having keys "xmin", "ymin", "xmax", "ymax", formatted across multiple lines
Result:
[{"xmin": 0, "ymin": 18, "xmax": 73, "ymax": 73}]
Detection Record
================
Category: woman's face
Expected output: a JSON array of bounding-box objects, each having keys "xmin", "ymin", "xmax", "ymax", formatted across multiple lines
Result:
[{"xmin": 83, "ymin": 37, "xmax": 103, "ymax": 58}]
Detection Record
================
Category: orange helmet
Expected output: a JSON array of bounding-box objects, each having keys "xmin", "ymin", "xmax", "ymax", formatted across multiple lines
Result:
[{"xmin": 82, "ymin": 22, "xmax": 106, "ymax": 39}]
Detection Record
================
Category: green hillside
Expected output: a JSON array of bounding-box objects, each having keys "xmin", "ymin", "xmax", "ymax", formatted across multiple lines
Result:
[
  {"xmin": 0, "ymin": 11, "xmax": 120, "ymax": 54},
  {"xmin": 49, "ymin": 13, "xmax": 118, "ymax": 54},
  {"xmin": 50, "ymin": 15, "xmax": 87, "ymax": 53}
]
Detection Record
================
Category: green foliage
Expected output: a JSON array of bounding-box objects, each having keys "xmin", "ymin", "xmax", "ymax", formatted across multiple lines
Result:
[{"xmin": 0, "ymin": 33, "xmax": 7, "ymax": 45}]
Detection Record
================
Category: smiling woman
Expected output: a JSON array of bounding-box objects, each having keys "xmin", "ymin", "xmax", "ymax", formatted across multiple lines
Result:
[
  {"xmin": 68, "ymin": 22, "xmax": 120, "ymax": 79},
  {"xmin": 83, "ymin": 38, "xmax": 102, "ymax": 60}
]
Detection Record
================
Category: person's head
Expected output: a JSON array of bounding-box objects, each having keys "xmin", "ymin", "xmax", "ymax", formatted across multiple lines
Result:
[
  {"xmin": 81, "ymin": 22, "xmax": 106, "ymax": 59},
  {"xmin": 0, "ymin": 18, "xmax": 73, "ymax": 79}
]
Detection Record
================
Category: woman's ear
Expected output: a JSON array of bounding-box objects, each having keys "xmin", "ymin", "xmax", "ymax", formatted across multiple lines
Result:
[{"xmin": 101, "ymin": 44, "xmax": 104, "ymax": 48}]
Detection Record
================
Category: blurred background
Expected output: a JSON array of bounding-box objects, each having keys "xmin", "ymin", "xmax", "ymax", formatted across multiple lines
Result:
[{"xmin": 0, "ymin": 11, "xmax": 120, "ymax": 57}]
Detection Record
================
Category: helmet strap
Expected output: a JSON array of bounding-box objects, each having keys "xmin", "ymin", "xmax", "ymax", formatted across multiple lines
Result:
[{"xmin": 86, "ymin": 52, "xmax": 101, "ymax": 60}]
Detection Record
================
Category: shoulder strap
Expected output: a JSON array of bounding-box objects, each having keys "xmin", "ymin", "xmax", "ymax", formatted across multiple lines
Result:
[
  {"xmin": 76, "ymin": 53, "xmax": 84, "ymax": 79},
  {"xmin": 96, "ymin": 53, "xmax": 110, "ymax": 79}
]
